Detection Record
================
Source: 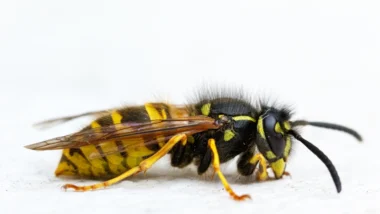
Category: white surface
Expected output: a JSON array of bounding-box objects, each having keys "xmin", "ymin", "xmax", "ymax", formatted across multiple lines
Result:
[{"xmin": 0, "ymin": 1, "xmax": 379, "ymax": 213}]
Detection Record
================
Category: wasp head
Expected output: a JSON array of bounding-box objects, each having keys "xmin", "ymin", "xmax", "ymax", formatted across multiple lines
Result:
[
  {"xmin": 254, "ymin": 105, "xmax": 362, "ymax": 193},
  {"xmin": 255, "ymin": 107, "xmax": 292, "ymax": 179}
]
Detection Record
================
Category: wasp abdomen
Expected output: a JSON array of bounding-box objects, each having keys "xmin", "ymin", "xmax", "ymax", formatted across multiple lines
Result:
[{"xmin": 55, "ymin": 103, "xmax": 180, "ymax": 178}]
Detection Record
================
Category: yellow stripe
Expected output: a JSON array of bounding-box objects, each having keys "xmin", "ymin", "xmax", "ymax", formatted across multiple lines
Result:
[
  {"xmin": 55, "ymin": 161, "xmax": 76, "ymax": 176},
  {"xmin": 257, "ymin": 117, "xmax": 266, "ymax": 139},
  {"xmin": 145, "ymin": 103, "xmax": 164, "ymax": 120},
  {"xmin": 201, "ymin": 103, "xmax": 211, "ymax": 116},
  {"xmin": 91, "ymin": 121, "xmax": 100, "ymax": 129},
  {"xmin": 265, "ymin": 151, "xmax": 276, "ymax": 159},
  {"xmin": 98, "ymin": 111, "xmax": 127, "ymax": 174},
  {"xmin": 145, "ymin": 103, "xmax": 167, "ymax": 148},
  {"xmin": 161, "ymin": 109, "xmax": 167, "ymax": 119},
  {"xmin": 124, "ymin": 138, "xmax": 156, "ymax": 157},
  {"xmin": 224, "ymin": 129, "xmax": 235, "ymax": 141},
  {"xmin": 80, "ymin": 146, "xmax": 107, "ymax": 176},
  {"xmin": 99, "ymin": 142, "xmax": 127, "ymax": 175},
  {"xmin": 121, "ymin": 137, "xmax": 156, "ymax": 168},
  {"xmin": 62, "ymin": 149, "xmax": 92, "ymax": 177},
  {"xmin": 111, "ymin": 111, "xmax": 123, "ymax": 124},
  {"xmin": 232, "ymin": 116, "xmax": 256, "ymax": 122},
  {"xmin": 126, "ymin": 156, "xmax": 143, "ymax": 168},
  {"xmin": 78, "ymin": 122, "xmax": 108, "ymax": 177}
]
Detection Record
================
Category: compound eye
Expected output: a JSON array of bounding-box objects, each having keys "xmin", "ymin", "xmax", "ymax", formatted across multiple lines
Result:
[{"xmin": 264, "ymin": 114, "xmax": 286, "ymax": 157}]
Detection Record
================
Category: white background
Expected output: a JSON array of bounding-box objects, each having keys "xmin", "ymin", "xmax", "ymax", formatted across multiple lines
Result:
[{"xmin": 0, "ymin": 0, "xmax": 379, "ymax": 213}]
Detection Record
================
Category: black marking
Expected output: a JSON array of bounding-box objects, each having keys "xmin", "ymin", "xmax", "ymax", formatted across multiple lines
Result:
[
  {"xmin": 97, "ymin": 115, "xmax": 114, "ymax": 127},
  {"xmin": 120, "ymin": 106, "xmax": 150, "ymax": 122},
  {"xmin": 60, "ymin": 154, "xmax": 78, "ymax": 171},
  {"xmin": 116, "ymin": 140, "xmax": 127, "ymax": 157},
  {"xmin": 95, "ymin": 145, "xmax": 106, "ymax": 158},
  {"xmin": 69, "ymin": 148, "xmax": 85, "ymax": 157},
  {"xmin": 152, "ymin": 103, "xmax": 172, "ymax": 119}
]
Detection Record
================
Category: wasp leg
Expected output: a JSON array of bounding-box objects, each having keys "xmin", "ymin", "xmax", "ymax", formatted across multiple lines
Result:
[
  {"xmin": 249, "ymin": 153, "xmax": 269, "ymax": 181},
  {"xmin": 251, "ymin": 154, "xmax": 289, "ymax": 181},
  {"xmin": 208, "ymin": 138, "xmax": 250, "ymax": 201},
  {"xmin": 239, "ymin": 152, "xmax": 290, "ymax": 181},
  {"xmin": 63, "ymin": 134, "xmax": 187, "ymax": 191}
]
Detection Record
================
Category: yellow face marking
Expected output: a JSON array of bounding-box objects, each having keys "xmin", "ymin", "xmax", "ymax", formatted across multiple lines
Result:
[
  {"xmin": 201, "ymin": 103, "xmax": 211, "ymax": 116},
  {"xmin": 111, "ymin": 111, "xmax": 123, "ymax": 124},
  {"xmin": 270, "ymin": 158, "xmax": 286, "ymax": 179},
  {"xmin": 265, "ymin": 151, "xmax": 276, "ymax": 159},
  {"xmin": 145, "ymin": 103, "xmax": 164, "ymax": 120},
  {"xmin": 284, "ymin": 136, "xmax": 291, "ymax": 158},
  {"xmin": 283, "ymin": 121, "xmax": 291, "ymax": 130},
  {"xmin": 257, "ymin": 117, "xmax": 266, "ymax": 139},
  {"xmin": 275, "ymin": 122, "xmax": 284, "ymax": 135},
  {"xmin": 224, "ymin": 129, "xmax": 235, "ymax": 141},
  {"xmin": 232, "ymin": 116, "xmax": 256, "ymax": 122}
]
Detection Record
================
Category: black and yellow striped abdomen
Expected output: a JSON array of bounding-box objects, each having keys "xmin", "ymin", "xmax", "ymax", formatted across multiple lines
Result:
[{"xmin": 54, "ymin": 103, "xmax": 189, "ymax": 178}]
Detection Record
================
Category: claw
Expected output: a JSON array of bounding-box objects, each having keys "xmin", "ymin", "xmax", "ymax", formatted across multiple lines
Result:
[{"xmin": 232, "ymin": 194, "xmax": 251, "ymax": 201}]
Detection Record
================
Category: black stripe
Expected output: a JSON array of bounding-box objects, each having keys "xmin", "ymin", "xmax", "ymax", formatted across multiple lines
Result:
[
  {"xmin": 96, "ymin": 115, "xmax": 114, "ymax": 127},
  {"xmin": 120, "ymin": 106, "xmax": 150, "ymax": 122},
  {"xmin": 116, "ymin": 140, "xmax": 127, "ymax": 157},
  {"xmin": 60, "ymin": 154, "xmax": 78, "ymax": 171},
  {"xmin": 69, "ymin": 148, "xmax": 85, "ymax": 157}
]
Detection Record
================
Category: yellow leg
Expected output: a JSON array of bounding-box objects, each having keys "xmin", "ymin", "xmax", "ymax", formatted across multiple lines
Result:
[
  {"xmin": 250, "ymin": 153, "xmax": 291, "ymax": 181},
  {"xmin": 63, "ymin": 134, "xmax": 187, "ymax": 191},
  {"xmin": 208, "ymin": 139, "xmax": 250, "ymax": 201},
  {"xmin": 249, "ymin": 153, "xmax": 269, "ymax": 181}
]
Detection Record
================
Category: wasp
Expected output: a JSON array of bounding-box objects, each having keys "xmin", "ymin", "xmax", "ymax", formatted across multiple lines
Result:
[{"xmin": 25, "ymin": 91, "xmax": 362, "ymax": 200}]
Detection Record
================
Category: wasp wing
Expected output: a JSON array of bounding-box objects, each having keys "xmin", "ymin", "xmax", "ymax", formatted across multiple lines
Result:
[
  {"xmin": 32, "ymin": 104, "xmax": 190, "ymax": 130},
  {"xmin": 25, "ymin": 116, "xmax": 219, "ymax": 151},
  {"xmin": 88, "ymin": 134, "xmax": 178, "ymax": 160},
  {"xmin": 32, "ymin": 109, "xmax": 114, "ymax": 130}
]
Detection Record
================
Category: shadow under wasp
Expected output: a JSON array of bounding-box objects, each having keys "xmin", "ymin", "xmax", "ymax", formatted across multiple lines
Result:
[{"xmin": 25, "ymin": 90, "xmax": 362, "ymax": 200}]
